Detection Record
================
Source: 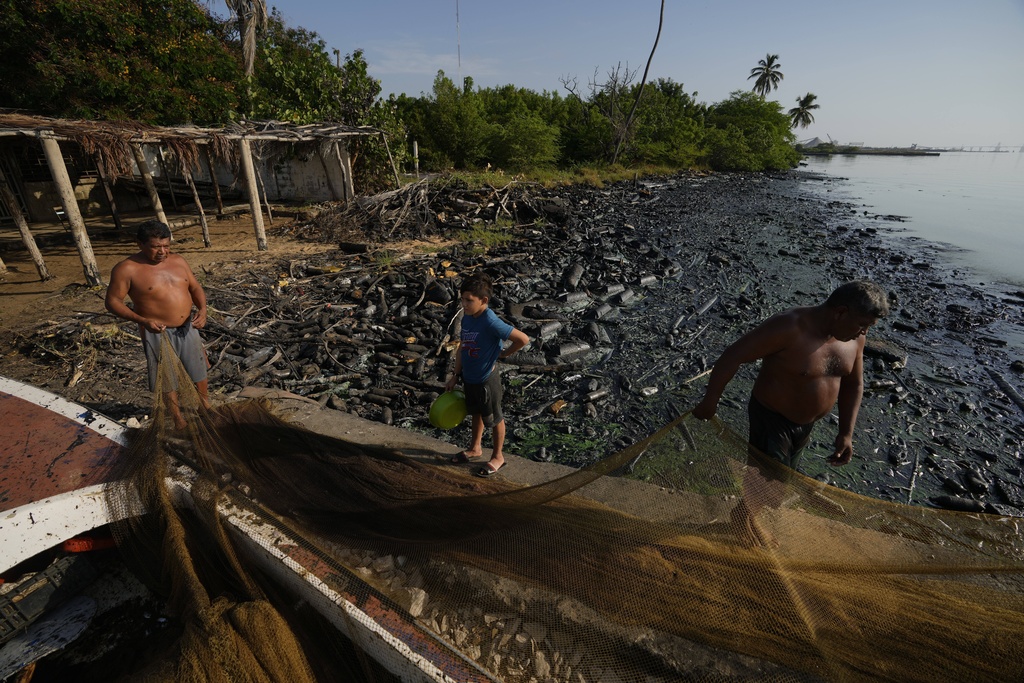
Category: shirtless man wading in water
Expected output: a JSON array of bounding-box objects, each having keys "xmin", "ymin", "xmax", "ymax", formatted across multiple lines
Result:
[
  {"xmin": 105, "ymin": 220, "xmax": 210, "ymax": 429},
  {"xmin": 693, "ymin": 280, "xmax": 890, "ymax": 471}
]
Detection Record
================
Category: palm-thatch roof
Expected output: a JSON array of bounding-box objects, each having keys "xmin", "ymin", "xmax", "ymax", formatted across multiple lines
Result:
[{"xmin": 0, "ymin": 111, "xmax": 383, "ymax": 180}]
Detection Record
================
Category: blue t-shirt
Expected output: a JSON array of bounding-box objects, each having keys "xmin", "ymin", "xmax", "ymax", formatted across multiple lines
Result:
[{"xmin": 460, "ymin": 308, "xmax": 514, "ymax": 384}]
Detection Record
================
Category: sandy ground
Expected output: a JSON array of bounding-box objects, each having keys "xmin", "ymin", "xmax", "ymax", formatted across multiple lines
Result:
[{"xmin": 0, "ymin": 213, "xmax": 333, "ymax": 329}]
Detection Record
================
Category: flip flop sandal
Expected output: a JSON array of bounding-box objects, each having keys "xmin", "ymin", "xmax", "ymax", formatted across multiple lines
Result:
[{"xmin": 475, "ymin": 462, "xmax": 505, "ymax": 478}]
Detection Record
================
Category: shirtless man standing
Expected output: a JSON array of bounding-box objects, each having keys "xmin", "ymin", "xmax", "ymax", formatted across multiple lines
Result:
[
  {"xmin": 692, "ymin": 281, "xmax": 889, "ymax": 471},
  {"xmin": 105, "ymin": 220, "xmax": 209, "ymax": 429}
]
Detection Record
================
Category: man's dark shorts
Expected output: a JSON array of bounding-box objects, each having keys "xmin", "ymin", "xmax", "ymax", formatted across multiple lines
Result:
[
  {"xmin": 141, "ymin": 320, "xmax": 207, "ymax": 392},
  {"xmin": 464, "ymin": 370, "xmax": 503, "ymax": 429},
  {"xmin": 747, "ymin": 396, "xmax": 815, "ymax": 471}
]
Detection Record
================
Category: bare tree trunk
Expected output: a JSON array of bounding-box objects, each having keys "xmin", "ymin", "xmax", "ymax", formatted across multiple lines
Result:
[
  {"xmin": 0, "ymin": 165, "xmax": 51, "ymax": 280},
  {"xmin": 39, "ymin": 134, "xmax": 102, "ymax": 285},
  {"xmin": 131, "ymin": 143, "xmax": 169, "ymax": 227},
  {"xmin": 612, "ymin": 0, "xmax": 665, "ymax": 165},
  {"xmin": 237, "ymin": 138, "xmax": 267, "ymax": 251}
]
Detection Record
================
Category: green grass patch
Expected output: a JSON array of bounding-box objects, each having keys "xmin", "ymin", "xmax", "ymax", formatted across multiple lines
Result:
[
  {"xmin": 372, "ymin": 249, "xmax": 397, "ymax": 270},
  {"xmin": 457, "ymin": 224, "xmax": 515, "ymax": 254},
  {"xmin": 512, "ymin": 420, "xmax": 623, "ymax": 464},
  {"xmin": 447, "ymin": 163, "xmax": 698, "ymax": 190},
  {"xmin": 626, "ymin": 423, "xmax": 742, "ymax": 496}
]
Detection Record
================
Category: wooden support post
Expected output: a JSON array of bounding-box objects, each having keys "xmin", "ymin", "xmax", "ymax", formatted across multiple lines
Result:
[
  {"xmin": 250, "ymin": 145, "xmax": 274, "ymax": 223},
  {"xmin": 378, "ymin": 133, "xmax": 401, "ymax": 189},
  {"xmin": 334, "ymin": 141, "xmax": 355, "ymax": 200},
  {"xmin": 92, "ymin": 159, "xmax": 123, "ymax": 231},
  {"xmin": 204, "ymin": 146, "xmax": 224, "ymax": 215},
  {"xmin": 130, "ymin": 143, "xmax": 169, "ymax": 227},
  {"xmin": 0, "ymin": 165, "xmax": 51, "ymax": 280},
  {"xmin": 157, "ymin": 147, "xmax": 179, "ymax": 210},
  {"xmin": 237, "ymin": 137, "xmax": 267, "ymax": 251},
  {"xmin": 319, "ymin": 147, "xmax": 344, "ymax": 201},
  {"xmin": 183, "ymin": 169, "xmax": 211, "ymax": 248},
  {"xmin": 39, "ymin": 134, "xmax": 102, "ymax": 286},
  {"xmin": 254, "ymin": 165, "xmax": 274, "ymax": 223}
]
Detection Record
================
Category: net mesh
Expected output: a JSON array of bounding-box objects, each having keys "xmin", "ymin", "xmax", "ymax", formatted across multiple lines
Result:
[{"xmin": 104, "ymin": 334, "xmax": 1024, "ymax": 682}]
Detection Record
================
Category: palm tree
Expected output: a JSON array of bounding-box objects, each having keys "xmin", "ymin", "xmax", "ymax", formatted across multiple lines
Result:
[
  {"xmin": 748, "ymin": 53, "xmax": 783, "ymax": 98},
  {"xmin": 788, "ymin": 92, "xmax": 820, "ymax": 129},
  {"xmin": 225, "ymin": 0, "xmax": 268, "ymax": 77}
]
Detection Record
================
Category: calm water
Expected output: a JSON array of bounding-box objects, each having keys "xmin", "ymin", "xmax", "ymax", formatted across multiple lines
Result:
[{"xmin": 800, "ymin": 151, "xmax": 1024, "ymax": 286}]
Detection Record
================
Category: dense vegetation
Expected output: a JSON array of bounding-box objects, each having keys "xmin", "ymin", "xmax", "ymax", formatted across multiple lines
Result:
[{"xmin": 0, "ymin": 0, "xmax": 803, "ymax": 179}]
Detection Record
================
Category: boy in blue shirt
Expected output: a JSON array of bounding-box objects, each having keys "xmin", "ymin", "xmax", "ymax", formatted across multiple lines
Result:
[{"xmin": 445, "ymin": 272, "xmax": 530, "ymax": 477}]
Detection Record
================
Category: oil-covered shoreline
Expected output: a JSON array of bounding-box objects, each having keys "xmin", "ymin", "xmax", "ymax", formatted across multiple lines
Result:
[
  {"xmin": 3, "ymin": 170, "xmax": 1022, "ymax": 514},
  {"xmin": 501, "ymin": 169, "xmax": 1024, "ymax": 512}
]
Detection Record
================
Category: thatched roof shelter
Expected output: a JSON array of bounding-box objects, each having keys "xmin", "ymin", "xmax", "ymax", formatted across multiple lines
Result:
[
  {"xmin": 0, "ymin": 112, "xmax": 396, "ymax": 285},
  {"xmin": 0, "ymin": 112, "xmax": 385, "ymax": 179}
]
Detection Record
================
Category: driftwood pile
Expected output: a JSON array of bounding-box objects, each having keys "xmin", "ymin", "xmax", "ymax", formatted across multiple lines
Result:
[{"xmin": 196, "ymin": 179, "xmax": 693, "ymax": 450}]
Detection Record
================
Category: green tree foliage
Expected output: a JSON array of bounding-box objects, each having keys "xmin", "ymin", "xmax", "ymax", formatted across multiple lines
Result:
[
  {"xmin": 747, "ymin": 53, "xmax": 784, "ymax": 98},
  {"xmin": 703, "ymin": 91, "xmax": 801, "ymax": 171},
  {"xmin": 399, "ymin": 74, "xmax": 800, "ymax": 173},
  {"xmin": 562, "ymin": 64, "xmax": 637, "ymax": 164},
  {"xmin": 477, "ymin": 85, "xmax": 561, "ymax": 169},
  {"xmin": 0, "ymin": 0, "xmax": 240, "ymax": 124},
  {"xmin": 429, "ymin": 73, "xmax": 492, "ymax": 169},
  {"xmin": 788, "ymin": 92, "xmax": 820, "ymax": 129},
  {"xmin": 242, "ymin": 11, "xmax": 407, "ymax": 191},
  {"xmin": 246, "ymin": 10, "xmax": 380, "ymax": 124},
  {"xmin": 617, "ymin": 79, "xmax": 705, "ymax": 166}
]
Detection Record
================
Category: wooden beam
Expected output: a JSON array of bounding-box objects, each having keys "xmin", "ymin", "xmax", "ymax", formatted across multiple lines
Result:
[
  {"xmin": 237, "ymin": 138, "xmax": 267, "ymax": 251},
  {"xmin": 130, "ymin": 143, "xmax": 169, "ymax": 227},
  {"xmin": 92, "ymin": 159, "xmax": 123, "ymax": 231},
  {"xmin": 335, "ymin": 141, "xmax": 355, "ymax": 200},
  {"xmin": 183, "ymin": 169, "xmax": 211, "ymax": 248},
  {"xmin": 378, "ymin": 133, "xmax": 401, "ymax": 189},
  {"xmin": 204, "ymin": 147, "xmax": 224, "ymax": 215},
  {"xmin": 156, "ymin": 147, "xmax": 179, "ymax": 210},
  {"xmin": 38, "ymin": 134, "xmax": 102, "ymax": 286},
  {"xmin": 0, "ymin": 165, "xmax": 50, "ymax": 280},
  {"xmin": 320, "ymin": 147, "xmax": 346, "ymax": 202}
]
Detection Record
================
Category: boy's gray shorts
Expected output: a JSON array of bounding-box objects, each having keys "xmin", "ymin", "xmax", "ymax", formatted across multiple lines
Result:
[{"xmin": 464, "ymin": 371, "xmax": 503, "ymax": 428}]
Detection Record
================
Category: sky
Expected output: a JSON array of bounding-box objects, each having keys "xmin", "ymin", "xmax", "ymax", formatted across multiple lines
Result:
[{"xmin": 215, "ymin": 0, "xmax": 1024, "ymax": 149}]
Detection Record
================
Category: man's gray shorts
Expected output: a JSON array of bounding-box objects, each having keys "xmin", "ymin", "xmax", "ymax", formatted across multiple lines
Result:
[{"xmin": 142, "ymin": 322, "xmax": 207, "ymax": 392}]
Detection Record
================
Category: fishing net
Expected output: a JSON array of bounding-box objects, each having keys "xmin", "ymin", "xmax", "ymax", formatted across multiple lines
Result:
[{"xmin": 104, "ymin": 334, "xmax": 1024, "ymax": 682}]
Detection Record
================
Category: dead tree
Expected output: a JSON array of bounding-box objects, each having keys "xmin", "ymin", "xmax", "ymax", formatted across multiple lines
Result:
[{"xmin": 612, "ymin": 0, "xmax": 666, "ymax": 164}]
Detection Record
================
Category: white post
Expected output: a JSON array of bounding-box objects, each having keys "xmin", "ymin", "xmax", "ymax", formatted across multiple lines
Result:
[
  {"xmin": 237, "ymin": 138, "xmax": 267, "ymax": 251},
  {"xmin": 130, "ymin": 143, "xmax": 169, "ymax": 227},
  {"xmin": 39, "ymin": 133, "xmax": 103, "ymax": 285}
]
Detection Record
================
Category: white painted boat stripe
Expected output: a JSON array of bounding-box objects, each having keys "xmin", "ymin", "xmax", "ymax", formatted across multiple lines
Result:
[{"xmin": 0, "ymin": 375, "xmax": 129, "ymax": 446}]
